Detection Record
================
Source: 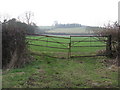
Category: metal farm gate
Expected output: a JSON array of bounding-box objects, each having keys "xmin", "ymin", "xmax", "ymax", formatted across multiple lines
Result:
[
  {"xmin": 69, "ymin": 35, "xmax": 112, "ymax": 58},
  {"xmin": 26, "ymin": 34, "xmax": 112, "ymax": 59}
]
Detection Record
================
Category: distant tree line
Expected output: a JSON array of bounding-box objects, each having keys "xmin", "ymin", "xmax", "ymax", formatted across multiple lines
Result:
[{"xmin": 55, "ymin": 23, "xmax": 81, "ymax": 28}]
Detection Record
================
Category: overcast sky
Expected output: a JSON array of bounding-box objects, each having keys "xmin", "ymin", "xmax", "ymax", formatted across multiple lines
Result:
[{"xmin": 0, "ymin": 0, "xmax": 119, "ymax": 26}]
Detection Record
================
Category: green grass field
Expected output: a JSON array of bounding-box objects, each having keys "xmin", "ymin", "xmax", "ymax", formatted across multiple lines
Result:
[
  {"xmin": 45, "ymin": 27, "xmax": 101, "ymax": 34},
  {"xmin": 2, "ymin": 35, "xmax": 118, "ymax": 88},
  {"xmin": 2, "ymin": 56, "xmax": 118, "ymax": 88},
  {"xmin": 47, "ymin": 27, "xmax": 88, "ymax": 34}
]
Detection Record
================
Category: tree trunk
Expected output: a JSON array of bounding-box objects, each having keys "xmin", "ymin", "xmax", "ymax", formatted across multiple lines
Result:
[{"xmin": 7, "ymin": 49, "xmax": 18, "ymax": 69}]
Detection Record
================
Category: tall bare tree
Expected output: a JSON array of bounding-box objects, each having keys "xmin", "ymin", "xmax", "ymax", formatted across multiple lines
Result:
[{"xmin": 25, "ymin": 11, "xmax": 34, "ymax": 25}]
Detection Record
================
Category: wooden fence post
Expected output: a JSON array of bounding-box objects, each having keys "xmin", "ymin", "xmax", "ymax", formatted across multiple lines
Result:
[{"xmin": 106, "ymin": 35, "xmax": 112, "ymax": 58}]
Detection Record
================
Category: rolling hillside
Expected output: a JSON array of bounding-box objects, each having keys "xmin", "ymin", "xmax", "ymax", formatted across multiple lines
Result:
[{"xmin": 37, "ymin": 26, "xmax": 103, "ymax": 35}]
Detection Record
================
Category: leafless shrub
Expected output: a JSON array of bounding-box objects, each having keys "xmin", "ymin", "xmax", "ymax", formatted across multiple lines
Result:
[
  {"xmin": 2, "ymin": 18, "xmax": 32, "ymax": 69},
  {"xmin": 94, "ymin": 22, "xmax": 120, "ymax": 58}
]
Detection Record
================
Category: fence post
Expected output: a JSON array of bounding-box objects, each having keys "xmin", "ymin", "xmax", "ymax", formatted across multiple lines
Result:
[
  {"xmin": 68, "ymin": 36, "xmax": 71, "ymax": 59},
  {"xmin": 106, "ymin": 35, "xmax": 112, "ymax": 58}
]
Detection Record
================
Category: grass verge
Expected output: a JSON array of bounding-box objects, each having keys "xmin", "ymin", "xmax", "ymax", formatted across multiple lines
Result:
[{"xmin": 2, "ymin": 55, "xmax": 118, "ymax": 88}]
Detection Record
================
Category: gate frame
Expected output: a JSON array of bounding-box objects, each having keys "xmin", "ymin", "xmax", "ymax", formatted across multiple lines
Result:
[
  {"xmin": 26, "ymin": 33, "xmax": 112, "ymax": 59},
  {"xmin": 68, "ymin": 35, "xmax": 112, "ymax": 58}
]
